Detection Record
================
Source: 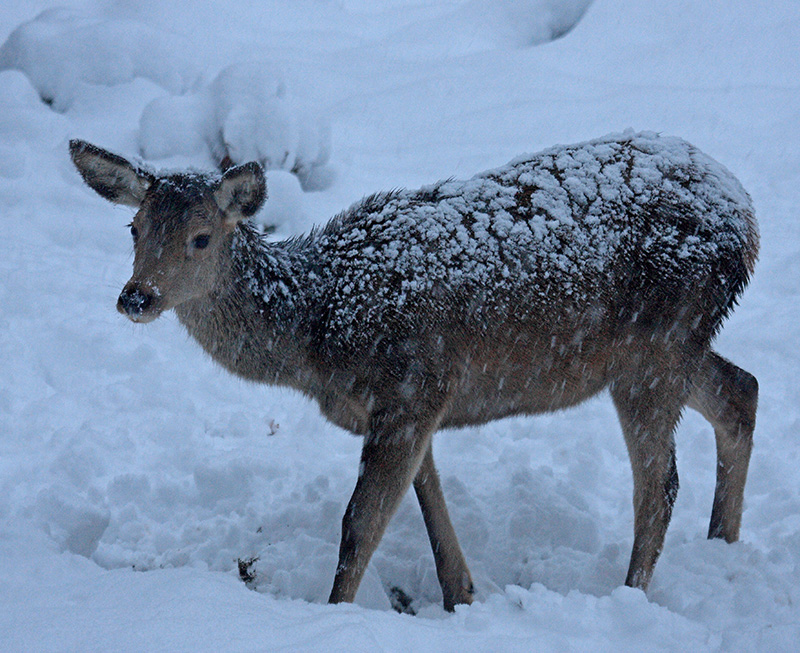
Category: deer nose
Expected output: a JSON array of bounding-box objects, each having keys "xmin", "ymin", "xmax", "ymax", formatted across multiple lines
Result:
[{"xmin": 118, "ymin": 283, "xmax": 154, "ymax": 317}]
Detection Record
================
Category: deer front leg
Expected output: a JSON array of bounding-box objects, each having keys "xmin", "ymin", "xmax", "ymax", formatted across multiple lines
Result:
[
  {"xmin": 328, "ymin": 412, "xmax": 439, "ymax": 605},
  {"xmin": 413, "ymin": 443, "xmax": 474, "ymax": 611}
]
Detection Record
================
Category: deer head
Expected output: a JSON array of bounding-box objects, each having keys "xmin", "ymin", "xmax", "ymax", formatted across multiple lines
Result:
[{"xmin": 70, "ymin": 140, "xmax": 266, "ymax": 322}]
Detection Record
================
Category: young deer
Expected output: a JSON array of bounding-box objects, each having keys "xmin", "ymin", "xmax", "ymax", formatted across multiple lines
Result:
[{"xmin": 70, "ymin": 132, "xmax": 758, "ymax": 611}]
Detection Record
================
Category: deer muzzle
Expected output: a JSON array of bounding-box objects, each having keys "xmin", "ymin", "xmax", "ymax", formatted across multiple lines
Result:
[{"xmin": 118, "ymin": 281, "xmax": 162, "ymax": 323}]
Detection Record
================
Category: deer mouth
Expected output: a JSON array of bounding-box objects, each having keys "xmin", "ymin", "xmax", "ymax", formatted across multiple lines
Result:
[{"xmin": 120, "ymin": 307, "xmax": 163, "ymax": 323}]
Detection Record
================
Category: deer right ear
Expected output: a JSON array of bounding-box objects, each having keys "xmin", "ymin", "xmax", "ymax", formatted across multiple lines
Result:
[
  {"xmin": 69, "ymin": 140, "xmax": 153, "ymax": 208},
  {"xmin": 213, "ymin": 162, "xmax": 267, "ymax": 227}
]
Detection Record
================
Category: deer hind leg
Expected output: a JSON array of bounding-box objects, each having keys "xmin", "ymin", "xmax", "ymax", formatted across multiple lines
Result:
[
  {"xmin": 413, "ymin": 443, "xmax": 474, "ymax": 611},
  {"xmin": 328, "ymin": 406, "xmax": 444, "ymax": 606},
  {"xmin": 611, "ymin": 366, "xmax": 686, "ymax": 591},
  {"xmin": 687, "ymin": 351, "xmax": 757, "ymax": 542}
]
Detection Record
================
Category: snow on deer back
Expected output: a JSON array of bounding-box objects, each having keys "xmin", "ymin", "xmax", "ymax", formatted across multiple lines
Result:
[{"xmin": 257, "ymin": 131, "xmax": 757, "ymax": 356}]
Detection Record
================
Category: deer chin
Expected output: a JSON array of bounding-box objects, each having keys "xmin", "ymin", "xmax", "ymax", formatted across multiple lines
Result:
[{"xmin": 123, "ymin": 307, "xmax": 163, "ymax": 324}]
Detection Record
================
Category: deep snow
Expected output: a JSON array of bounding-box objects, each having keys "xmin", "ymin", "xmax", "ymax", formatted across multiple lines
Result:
[{"xmin": 0, "ymin": 0, "xmax": 799, "ymax": 651}]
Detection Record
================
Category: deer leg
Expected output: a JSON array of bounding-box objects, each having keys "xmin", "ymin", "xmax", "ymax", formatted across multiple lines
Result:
[
  {"xmin": 687, "ymin": 351, "xmax": 757, "ymax": 542},
  {"xmin": 328, "ymin": 411, "xmax": 441, "ymax": 606},
  {"xmin": 413, "ymin": 443, "xmax": 474, "ymax": 611},
  {"xmin": 611, "ymin": 371, "xmax": 685, "ymax": 591}
]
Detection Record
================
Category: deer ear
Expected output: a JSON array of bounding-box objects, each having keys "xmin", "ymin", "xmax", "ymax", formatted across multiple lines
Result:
[
  {"xmin": 213, "ymin": 162, "xmax": 267, "ymax": 226},
  {"xmin": 69, "ymin": 140, "xmax": 153, "ymax": 208}
]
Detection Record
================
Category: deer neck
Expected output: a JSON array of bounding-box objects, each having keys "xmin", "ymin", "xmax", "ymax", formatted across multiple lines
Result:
[{"xmin": 173, "ymin": 223, "xmax": 314, "ymax": 386}]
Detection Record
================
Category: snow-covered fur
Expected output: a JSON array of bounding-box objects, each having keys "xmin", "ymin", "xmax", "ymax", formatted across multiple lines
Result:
[{"xmin": 70, "ymin": 131, "xmax": 759, "ymax": 611}]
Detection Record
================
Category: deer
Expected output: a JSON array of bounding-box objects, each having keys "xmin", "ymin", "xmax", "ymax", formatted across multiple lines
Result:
[{"xmin": 69, "ymin": 131, "xmax": 758, "ymax": 611}]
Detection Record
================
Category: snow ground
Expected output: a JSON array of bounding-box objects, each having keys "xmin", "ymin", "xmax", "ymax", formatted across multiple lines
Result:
[{"xmin": 0, "ymin": 0, "xmax": 799, "ymax": 650}]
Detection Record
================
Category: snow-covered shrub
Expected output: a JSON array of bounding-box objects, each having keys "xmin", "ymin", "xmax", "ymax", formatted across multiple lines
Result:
[
  {"xmin": 454, "ymin": 0, "xmax": 594, "ymax": 49},
  {"xmin": 385, "ymin": 0, "xmax": 594, "ymax": 54},
  {"xmin": 139, "ymin": 62, "xmax": 331, "ymax": 190},
  {"xmin": 0, "ymin": 8, "xmax": 201, "ymax": 111},
  {"xmin": 0, "ymin": 70, "xmax": 70, "ymax": 179},
  {"xmin": 494, "ymin": 0, "xmax": 594, "ymax": 45},
  {"xmin": 137, "ymin": 93, "xmax": 214, "ymax": 161}
]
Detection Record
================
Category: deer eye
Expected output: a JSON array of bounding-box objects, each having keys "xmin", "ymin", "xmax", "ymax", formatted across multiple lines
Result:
[
  {"xmin": 129, "ymin": 224, "xmax": 138, "ymax": 242},
  {"xmin": 192, "ymin": 234, "xmax": 211, "ymax": 249}
]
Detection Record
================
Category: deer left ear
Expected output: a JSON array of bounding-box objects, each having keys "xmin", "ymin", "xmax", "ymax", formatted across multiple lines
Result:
[
  {"xmin": 213, "ymin": 162, "xmax": 267, "ymax": 226},
  {"xmin": 69, "ymin": 140, "xmax": 153, "ymax": 208}
]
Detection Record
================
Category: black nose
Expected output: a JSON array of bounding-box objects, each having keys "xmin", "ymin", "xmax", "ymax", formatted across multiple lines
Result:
[{"xmin": 118, "ymin": 286, "xmax": 153, "ymax": 315}]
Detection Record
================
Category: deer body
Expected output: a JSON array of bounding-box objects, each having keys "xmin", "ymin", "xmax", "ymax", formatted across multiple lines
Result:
[{"xmin": 71, "ymin": 131, "xmax": 758, "ymax": 611}]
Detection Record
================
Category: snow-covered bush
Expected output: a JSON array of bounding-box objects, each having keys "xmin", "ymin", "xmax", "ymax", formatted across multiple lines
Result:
[
  {"xmin": 139, "ymin": 62, "xmax": 331, "ymax": 190},
  {"xmin": 383, "ymin": 0, "xmax": 594, "ymax": 54},
  {"xmin": 494, "ymin": 0, "xmax": 594, "ymax": 45},
  {"xmin": 0, "ymin": 8, "xmax": 201, "ymax": 112},
  {"xmin": 0, "ymin": 70, "xmax": 69, "ymax": 179}
]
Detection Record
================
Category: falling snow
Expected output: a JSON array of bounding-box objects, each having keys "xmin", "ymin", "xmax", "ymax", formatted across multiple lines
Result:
[{"xmin": 0, "ymin": 0, "xmax": 798, "ymax": 651}]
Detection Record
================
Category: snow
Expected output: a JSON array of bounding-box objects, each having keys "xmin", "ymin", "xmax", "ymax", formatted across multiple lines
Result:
[
  {"xmin": 1, "ymin": 0, "xmax": 799, "ymax": 651},
  {"xmin": 0, "ymin": 8, "xmax": 201, "ymax": 111},
  {"xmin": 307, "ymin": 132, "xmax": 755, "ymax": 332},
  {"xmin": 139, "ymin": 61, "xmax": 332, "ymax": 190}
]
